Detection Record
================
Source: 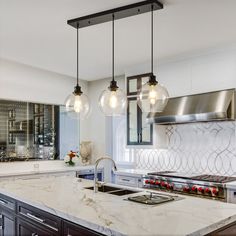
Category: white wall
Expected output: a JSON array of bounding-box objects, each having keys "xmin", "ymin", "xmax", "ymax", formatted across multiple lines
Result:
[
  {"xmin": 80, "ymin": 75, "xmax": 125, "ymax": 161},
  {"xmin": 125, "ymin": 48, "xmax": 236, "ymax": 97},
  {"xmin": 0, "ymin": 58, "xmax": 88, "ymax": 105}
]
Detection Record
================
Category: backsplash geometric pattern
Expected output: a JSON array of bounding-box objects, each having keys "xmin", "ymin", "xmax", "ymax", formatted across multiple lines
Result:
[{"xmin": 135, "ymin": 121, "xmax": 236, "ymax": 176}]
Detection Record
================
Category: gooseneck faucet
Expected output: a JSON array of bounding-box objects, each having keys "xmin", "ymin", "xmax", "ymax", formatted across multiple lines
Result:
[{"xmin": 94, "ymin": 157, "xmax": 117, "ymax": 193}]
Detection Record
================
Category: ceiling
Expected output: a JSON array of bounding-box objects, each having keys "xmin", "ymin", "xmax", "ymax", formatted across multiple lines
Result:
[{"xmin": 1, "ymin": 0, "xmax": 236, "ymax": 81}]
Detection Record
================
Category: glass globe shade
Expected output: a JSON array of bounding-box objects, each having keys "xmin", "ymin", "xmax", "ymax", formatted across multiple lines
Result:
[
  {"xmin": 65, "ymin": 93, "xmax": 90, "ymax": 119},
  {"xmin": 99, "ymin": 88, "xmax": 127, "ymax": 116},
  {"xmin": 138, "ymin": 82, "xmax": 169, "ymax": 113}
]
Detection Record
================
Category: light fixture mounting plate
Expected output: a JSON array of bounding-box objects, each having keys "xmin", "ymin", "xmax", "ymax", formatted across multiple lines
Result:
[{"xmin": 67, "ymin": 0, "xmax": 163, "ymax": 29}]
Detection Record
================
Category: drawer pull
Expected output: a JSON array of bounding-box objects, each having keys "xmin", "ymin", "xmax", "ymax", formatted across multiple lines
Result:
[
  {"xmin": 26, "ymin": 213, "xmax": 44, "ymax": 223},
  {"xmin": 0, "ymin": 199, "xmax": 7, "ymax": 205},
  {"xmin": 23, "ymin": 212, "xmax": 58, "ymax": 232},
  {"xmin": 121, "ymin": 179, "xmax": 130, "ymax": 182}
]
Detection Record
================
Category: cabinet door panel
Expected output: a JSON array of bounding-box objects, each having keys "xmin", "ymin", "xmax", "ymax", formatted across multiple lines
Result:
[
  {"xmin": 141, "ymin": 111, "xmax": 152, "ymax": 143},
  {"xmin": 17, "ymin": 218, "xmax": 54, "ymax": 236},
  {"xmin": 63, "ymin": 220, "xmax": 102, "ymax": 236},
  {"xmin": 0, "ymin": 209, "xmax": 15, "ymax": 236},
  {"xmin": 127, "ymin": 99, "xmax": 138, "ymax": 143},
  {"xmin": 127, "ymin": 74, "xmax": 153, "ymax": 146}
]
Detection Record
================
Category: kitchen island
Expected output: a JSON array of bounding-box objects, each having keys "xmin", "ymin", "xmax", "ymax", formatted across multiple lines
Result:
[{"xmin": 0, "ymin": 174, "xmax": 235, "ymax": 235}]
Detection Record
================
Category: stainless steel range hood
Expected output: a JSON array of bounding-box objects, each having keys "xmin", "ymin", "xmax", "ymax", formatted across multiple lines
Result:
[{"xmin": 147, "ymin": 89, "xmax": 236, "ymax": 124}]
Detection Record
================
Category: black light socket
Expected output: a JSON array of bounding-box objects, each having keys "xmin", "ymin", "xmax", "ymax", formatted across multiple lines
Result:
[
  {"xmin": 73, "ymin": 85, "xmax": 83, "ymax": 95},
  {"xmin": 148, "ymin": 74, "xmax": 158, "ymax": 86},
  {"xmin": 109, "ymin": 80, "xmax": 119, "ymax": 91}
]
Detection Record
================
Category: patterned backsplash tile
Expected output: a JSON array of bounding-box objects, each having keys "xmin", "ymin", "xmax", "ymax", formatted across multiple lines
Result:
[{"xmin": 135, "ymin": 121, "xmax": 236, "ymax": 176}]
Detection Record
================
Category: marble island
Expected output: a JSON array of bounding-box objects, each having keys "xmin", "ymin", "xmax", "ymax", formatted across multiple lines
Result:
[{"xmin": 0, "ymin": 174, "xmax": 236, "ymax": 235}]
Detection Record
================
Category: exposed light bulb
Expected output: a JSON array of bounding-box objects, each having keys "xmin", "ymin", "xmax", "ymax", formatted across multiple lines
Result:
[
  {"xmin": 109, "ymin": 91, "xmax": 118, "ymax": 108},
  {"xmin": 74, "ymin": 95, "xmax": 82, "ymax": 113},
  {"xmin": 149, "ymin": 86, "xmax": 158, "ymax": 105}
]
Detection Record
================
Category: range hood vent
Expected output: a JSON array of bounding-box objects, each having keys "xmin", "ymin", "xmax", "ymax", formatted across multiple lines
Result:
[{"xmin": 147, "ymin": 89, "xmax": 236, "ymax": 124}]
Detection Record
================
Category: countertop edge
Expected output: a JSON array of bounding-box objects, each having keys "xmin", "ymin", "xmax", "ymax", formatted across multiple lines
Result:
[
  {"xmin": 0, "ymin": 187, "xmax": 124, "ymax": 236},
  {"xmin": 188, "ymin": 214, "xmax": 236, "ymax": 236}
]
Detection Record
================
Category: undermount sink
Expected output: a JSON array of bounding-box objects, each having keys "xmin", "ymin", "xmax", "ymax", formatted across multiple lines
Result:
[
  {"xmin": 85, "ymin": 185, "xmax": 122, "ymax": 192},
  {"xmin": 85, "ymin": 185, "xmax": 139, "ymax": 196}
]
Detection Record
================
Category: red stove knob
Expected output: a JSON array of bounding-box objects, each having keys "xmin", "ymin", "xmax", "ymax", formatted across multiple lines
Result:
[
  {"xmin": 161, "ymin": 182, "xmax": 167, "ymax": 187},
  {"xmin": 183, "ymin": 186, "xmax": 190, "ymax": 192},
  {"xmin": 150, "ymin": 180, "xmax": 155, "ymax": 185},
  {"xmin": 145, "ymin": 179, "xmax": 150, "ymax": 184},
  {"xmin": 205, "ymin": 188, "xmax": 211, "ymax": 194},
  {"xmin": 167, "ymin": 183, "xmax": 174, "ymax": 190},
  {"xmin": 212, "ymin": 188, "xmax": 219, "ymax": 195},
  {"xmin": 191, "ymin": 186, "xmax": 197, "ymax": 192},
  {"xmin": 155, "ymin": 180, "xmax": 160, "ymax": 185},
  {"xmin": 198, "ymin": 187, "xmax": 204, "ymax": 193}
]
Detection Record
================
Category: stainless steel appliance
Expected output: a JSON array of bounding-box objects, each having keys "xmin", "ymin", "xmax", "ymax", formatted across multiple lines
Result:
[
  {"xmin": 147, "ymin": 88, "xmax": 236, "ymax": 124},
  {"xmin": 127, "ymin": 192, "xmax": 182, "ymax": 205},
  {"xmin": 143, "ymin": 171, "xmax": 236, "ymax": 202}
]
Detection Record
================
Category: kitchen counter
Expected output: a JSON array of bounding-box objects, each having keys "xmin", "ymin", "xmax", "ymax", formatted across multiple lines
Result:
[
  {"xmin": 0, "ymin": 160, "xmax": 96, "ymax": 178},
  {"xmin": 0, "ymin": 175, "xmax": 236, "ymax": 235}
]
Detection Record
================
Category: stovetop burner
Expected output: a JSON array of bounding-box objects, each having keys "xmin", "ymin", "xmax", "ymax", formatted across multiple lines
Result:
[
  {"xmin": 191, "ymin": 175, "xmax": 236, "ymax": 183},
  {"xmin": 147, "ymin": 172, "xmax": 236, "ymax": 183}
]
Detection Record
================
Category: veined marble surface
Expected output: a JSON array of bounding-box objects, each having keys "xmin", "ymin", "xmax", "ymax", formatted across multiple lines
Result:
[{"xmin": 0, "ymin": 175, "xmax": 236, "ymax": 236}]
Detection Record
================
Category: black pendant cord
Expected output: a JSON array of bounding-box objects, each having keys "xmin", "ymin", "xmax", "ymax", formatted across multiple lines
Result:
[
  {"xmin": 149, "ymin": 4, "xmax": 158, "ymax": 86},
  {"xmin": 109, "ymin": 14, "xmax": 118, "ymax": 91},
  {"xmin": 151, "ymin": 4, "xmax": 153, "ymax": 74},
  {"xmin": 77, "ymin": 25, "xmax": 79, "ymax": 86},
  {"xmin": 74, "ymin": 24, "xmax": 83, "ymax": 95},
  {"xmin": 112, "ymin": 14, "xmax": 115, "ymax": 82}
]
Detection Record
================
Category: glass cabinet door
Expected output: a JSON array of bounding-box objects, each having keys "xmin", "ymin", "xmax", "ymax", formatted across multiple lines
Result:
[
  {"xmin": 127, "ymin": 98, "xmax": 138, "ymax": 144},
  {"xmin": 126, "ymin": 73, "xmax": 153, "ymax": 146}
]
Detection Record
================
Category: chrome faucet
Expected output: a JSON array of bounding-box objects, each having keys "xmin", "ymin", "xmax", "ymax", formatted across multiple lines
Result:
[{"xmin": 94, "ymin": 157, "xmax": 117, "ymax": 193}]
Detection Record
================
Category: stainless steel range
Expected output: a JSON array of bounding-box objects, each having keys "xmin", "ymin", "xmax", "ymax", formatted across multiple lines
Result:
[{"xmin": 143, "ymin": 171, "xmax": 236, "ymax": 202}]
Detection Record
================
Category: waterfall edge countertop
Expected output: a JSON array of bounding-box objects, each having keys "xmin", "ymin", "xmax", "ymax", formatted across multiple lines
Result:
[{"xmin": 0, "ymin": 175, "xmax": 236, "ymax": 235}]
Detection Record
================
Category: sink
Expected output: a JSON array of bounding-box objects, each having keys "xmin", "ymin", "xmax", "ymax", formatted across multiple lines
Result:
[
  {"xmin": 85, "ymin": 185, "xmax": 122, "ymax": 192},
  {"xmin": 108, "ymin": 189, "xmax": 138, "ymax": 196},
  {"xmin": 85, "ymin": 185, "xmax": 139, "ymax": 195}
]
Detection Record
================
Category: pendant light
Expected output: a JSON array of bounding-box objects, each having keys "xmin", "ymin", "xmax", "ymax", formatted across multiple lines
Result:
[
  {"xmin": 98, "ymin": 15, "xmax": 127, "ymax": 116},
  {"xmin": 65, "ymin": 24, "xmax": 90, "ymax": 119},
  {"xmin": 137, "ymin": 5, "xmax": 169, "ymax": 113}
]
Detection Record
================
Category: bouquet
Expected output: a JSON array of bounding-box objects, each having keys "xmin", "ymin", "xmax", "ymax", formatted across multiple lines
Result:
[{"xmin": 65, "ymin": 150, "xmax": 80, "ymax": 166}]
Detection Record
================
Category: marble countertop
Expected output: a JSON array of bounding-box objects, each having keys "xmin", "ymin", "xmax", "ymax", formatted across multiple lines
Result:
[
  {"xmin": 0, "ymin": 175, "xmax": 236, "ymax": 235},
  {"xmin": 0, "ymin": 160, "xmax": 97, "ymax": 178}
]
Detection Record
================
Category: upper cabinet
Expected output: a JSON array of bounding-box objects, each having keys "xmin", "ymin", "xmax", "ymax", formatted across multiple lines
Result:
[{"xmin": 126, "ymin": 73, "xmax": 153, "ymax": 146}]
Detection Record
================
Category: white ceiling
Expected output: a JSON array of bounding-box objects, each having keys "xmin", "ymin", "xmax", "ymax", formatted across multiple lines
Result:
[{"xmin": 1, "ymin": 0, "xmax": 236, "ymax": 81}]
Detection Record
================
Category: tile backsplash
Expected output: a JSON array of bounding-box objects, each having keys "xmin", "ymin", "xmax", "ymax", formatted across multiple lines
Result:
[{"xmin": 135, "ymin": 121, "xmax": 236, "ymax": 176}]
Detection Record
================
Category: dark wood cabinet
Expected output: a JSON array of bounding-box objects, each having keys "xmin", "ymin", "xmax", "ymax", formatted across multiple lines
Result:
[
  {"xmin": 0, "ymin": 194, "xmax": 16, "ymax": 236},
  {"xmin": 127, "ymin": 73, "xmax": 153, "ymax": 145},
  {"xmin": 17, "ymin": 217, "xmax": 53, "ymax": 236},
  {"xmin": 0, "ymin": 209, "xmax": 15, "ymax": 236},
  {"xmin": 63, "ymin": 220, "xmax": 102, "ymax": 236}
]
